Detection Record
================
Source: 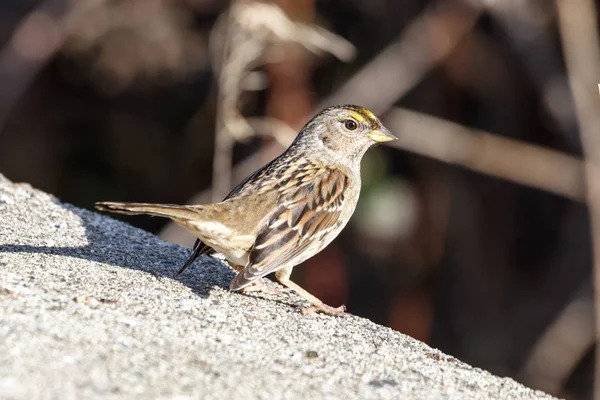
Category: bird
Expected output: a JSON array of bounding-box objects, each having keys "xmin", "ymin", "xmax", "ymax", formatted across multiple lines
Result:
[{"xmin": 96, "ymin": 104, "xmax": 396, "ymax": 316}]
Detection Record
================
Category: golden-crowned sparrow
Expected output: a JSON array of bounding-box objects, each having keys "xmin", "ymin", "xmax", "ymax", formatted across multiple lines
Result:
[{"xmin": 96, "ymin": 104, "xmax": 396, "ymax": 316}]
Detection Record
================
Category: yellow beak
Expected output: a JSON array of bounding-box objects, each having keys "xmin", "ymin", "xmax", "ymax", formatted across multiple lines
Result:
[{"xmin": 367, "ymin": 126, "xmax": 397, "ymax": 142}]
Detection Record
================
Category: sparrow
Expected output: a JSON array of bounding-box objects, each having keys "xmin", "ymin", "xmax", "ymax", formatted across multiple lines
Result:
[{"xmin": 96, "ymin": 104, "xmax": 396, "ymax": 316}]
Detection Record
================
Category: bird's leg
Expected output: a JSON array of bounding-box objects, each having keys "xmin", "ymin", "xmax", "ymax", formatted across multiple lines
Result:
[
  {"xmin": 230, "ymin": 264, "xmax": 291, "ymax": 295},
  {"xmin": 274, "ymin": 267, "xmax": 346, "ymax": 317}
]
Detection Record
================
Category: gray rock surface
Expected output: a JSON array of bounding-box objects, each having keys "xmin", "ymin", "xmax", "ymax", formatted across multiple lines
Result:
[{"xmin": 0, "ymin": 173, "xmax": 556, "ymax": 400}]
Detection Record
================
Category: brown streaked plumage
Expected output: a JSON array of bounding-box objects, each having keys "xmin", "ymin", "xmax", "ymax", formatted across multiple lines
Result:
[{"xmin": 96, "ymin": 104, "xmax": 396, "ymax": 316}]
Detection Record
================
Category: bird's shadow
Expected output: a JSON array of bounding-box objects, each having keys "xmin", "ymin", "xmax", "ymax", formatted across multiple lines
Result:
[
  {"xmin": 0, "ymin": 199, "xmax": 303, "ymax": 310},
  {"xmin": 0, "ymin": 199, "xmax": 234, "ymax": 299}
]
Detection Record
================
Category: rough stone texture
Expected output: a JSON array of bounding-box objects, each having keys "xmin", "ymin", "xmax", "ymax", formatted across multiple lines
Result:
[{"xmin": 0, "ymin": 173, "xmax": 557, "ymax": 400}]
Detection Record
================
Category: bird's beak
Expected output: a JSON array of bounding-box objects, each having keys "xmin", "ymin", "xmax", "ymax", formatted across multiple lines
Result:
[{"xmin": 367, "ymin": 126, "xmax": 397, "ymax": 142}]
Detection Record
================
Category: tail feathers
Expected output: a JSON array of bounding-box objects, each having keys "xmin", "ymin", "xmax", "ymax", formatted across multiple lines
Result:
[{"xmin": 95, "ymin": 201, "xmax": 205, "ymax": 221}]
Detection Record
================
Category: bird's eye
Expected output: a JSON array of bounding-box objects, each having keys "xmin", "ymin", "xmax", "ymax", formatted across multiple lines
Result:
[{"xmin": 344, "ymin": 119, "xmax": 358, "ymax": 131}]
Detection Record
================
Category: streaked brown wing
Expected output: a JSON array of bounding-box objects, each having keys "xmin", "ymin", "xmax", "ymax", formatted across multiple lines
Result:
[{"xmin": 230, "ymin": 167, "xmax": 349, "ymax": 289}]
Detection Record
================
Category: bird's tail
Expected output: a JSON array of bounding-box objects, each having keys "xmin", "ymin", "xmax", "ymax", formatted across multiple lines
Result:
[{"xmin": 95, "ymin": 202, "xmax": 205, "ymax": 221}]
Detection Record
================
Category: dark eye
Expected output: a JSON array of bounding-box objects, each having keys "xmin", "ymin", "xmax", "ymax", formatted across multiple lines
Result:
[{"xmin": 344, "ymin": 119, "xmax": 358, "ymax": 131}]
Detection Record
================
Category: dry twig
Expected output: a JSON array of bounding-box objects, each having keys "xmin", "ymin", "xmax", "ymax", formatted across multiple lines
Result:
[
  {"xmin": 520, "ymin": 283, "xmax": 594, "ymax": 395},
  {"xmin": 384, "ymin": 108, "xmax": 585, "ymax": 202},
  {"xmin": 555, "ymin": 1, "xmax": 600, "ymax": 397}
]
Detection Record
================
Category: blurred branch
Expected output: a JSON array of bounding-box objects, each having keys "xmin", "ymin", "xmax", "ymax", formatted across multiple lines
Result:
[
  {"xmin": 211, "ymin": 5, "xmax": 236, "ymax": 202},
  {"xmin": 384, "ymin": 108, "xmax": 585, "ymax": 202},
  {"xmin": 262, "ymin": 0, "xmax": 317, "ymax": 162},
  {"xmin": 555, "ymin": 1, "xmax": 600, "ymax": 398},
  {"xmin": 520, "ymin": 283, "xmax": 594, "ymax": 396},
  {"xmin": 319, "ymin": 0, "xmax": 482, "ymax": 113}
]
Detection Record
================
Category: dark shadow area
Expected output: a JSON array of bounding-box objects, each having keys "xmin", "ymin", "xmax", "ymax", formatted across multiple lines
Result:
[{"xmin": 0, "ymin": 199, "xmax": 234, "ymax": 298}]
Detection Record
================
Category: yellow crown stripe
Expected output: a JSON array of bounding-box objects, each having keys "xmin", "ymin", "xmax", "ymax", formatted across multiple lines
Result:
[
  {"xmin": 348, "ymin": 111, "xmax": 365, "ymax": 122},
  {"xmin": 362, "ymin": 108, "xmax": 377, "ymax": 121},
  {"xmin": 347, "ymin": 106, "xmax": 377, "ymax": 123},
  {"xmin": 354, "ymin": 106, "xmax": 375, "ymax": 120}
]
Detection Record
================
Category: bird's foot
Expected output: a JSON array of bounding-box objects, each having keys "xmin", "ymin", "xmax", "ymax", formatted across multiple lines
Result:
[
  {"xmin": 301, "ymin": 303, "xmax": 346, "ymax": 317},
  {"xmin": 241, "ymin": 280, "xmax": 292, "ymax": 296}
]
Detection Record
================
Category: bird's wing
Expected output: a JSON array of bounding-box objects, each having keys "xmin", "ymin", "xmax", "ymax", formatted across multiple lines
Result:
[{"xmin": 230, "ymin": 167, "xmax": 350, "ymax": 289}]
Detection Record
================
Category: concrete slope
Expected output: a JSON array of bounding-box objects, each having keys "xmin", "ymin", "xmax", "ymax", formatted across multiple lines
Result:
[{"xmin": 0, "ymin": 174, "xmax": 556, "ymax": 399}]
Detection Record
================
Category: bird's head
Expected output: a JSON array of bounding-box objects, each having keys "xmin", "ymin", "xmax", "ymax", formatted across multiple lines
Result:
[{"xmin": 295, "ymin": 104, "xmax": 397, "ymax": 167}]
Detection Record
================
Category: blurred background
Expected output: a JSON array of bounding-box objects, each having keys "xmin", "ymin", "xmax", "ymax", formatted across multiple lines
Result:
[{"xmin": 1, "ymin": 0, "xmax": 600, "ymax": 398}]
